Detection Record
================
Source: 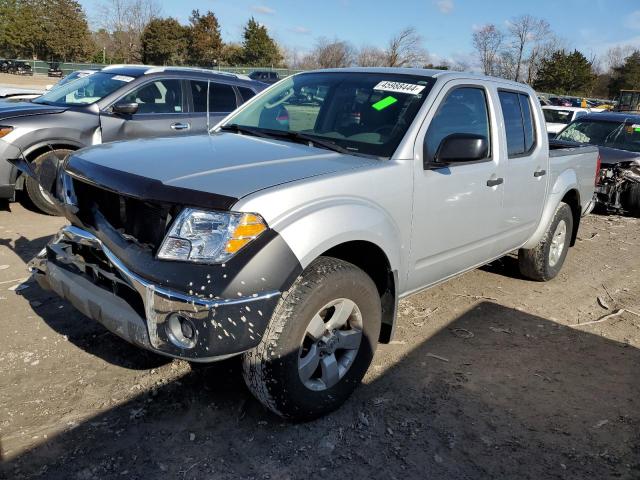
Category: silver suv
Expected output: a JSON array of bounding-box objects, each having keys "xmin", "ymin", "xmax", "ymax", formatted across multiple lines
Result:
[{"xmin": 0, "ymin": 65, "xmax": 265, "ymax": 214}]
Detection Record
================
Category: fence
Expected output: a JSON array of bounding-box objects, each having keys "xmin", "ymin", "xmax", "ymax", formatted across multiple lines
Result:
[{"xmin": 1, "ymin": 59, "xmax": 303, "ymax": 78}]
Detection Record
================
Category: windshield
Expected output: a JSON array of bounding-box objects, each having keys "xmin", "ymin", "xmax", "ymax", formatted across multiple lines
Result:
[
  {"xmin": 221, "ymin": 72, "xmax": 435, "ymax": 157},
  {"xmin": 556, "ymin": 119, "xmax": 640, "ymax": 153},
  {"xmin": 33, "ymin": 72, "xmax": 135, "ymax": 106},
  {"xmin": 544, "ymin": 109, "xmax": 573, "ymax": 124}
]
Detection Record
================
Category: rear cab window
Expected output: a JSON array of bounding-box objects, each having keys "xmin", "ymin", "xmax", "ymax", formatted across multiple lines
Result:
[{"xmin": 499, "ymin": 90, "xmax": 537, "ymax": 157}]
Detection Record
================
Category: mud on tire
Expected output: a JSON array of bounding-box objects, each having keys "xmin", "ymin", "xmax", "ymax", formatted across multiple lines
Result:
[
  {"xmin": 518, "ymin": 202, "xmax": 574, "ymax": 282},
  {"xmin": 241, "ymin": 256, "xmax": 381, "ymax": 421}
]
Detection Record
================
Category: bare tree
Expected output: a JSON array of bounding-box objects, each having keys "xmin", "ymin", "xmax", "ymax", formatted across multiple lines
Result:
[
  {"xmin": 604, "ymin": 45, "xmax": 636, "ymax": 72},
  {"xmin": 310, "ymin": 38, "xmax": 354, "ymax": 68},
  {"xmin": 356, "ymin": 45, "xmax": 387, "ymax": 67},
  {"xmin": 472, "ymin": 24, "xmax": 503, "ymax": 75},
  {"xmin": 386, "ymin": 27, "xmax": 426, "ymax": 67},
  {"xmin": 96, "ymin": 0, "xmax": 161, "ymax": 62},
  {"xmin": 506, "ymin": 15, "xmax": 550, "ymax": 82}
]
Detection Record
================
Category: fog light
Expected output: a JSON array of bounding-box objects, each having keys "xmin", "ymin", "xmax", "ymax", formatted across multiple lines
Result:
[{"xmin": 165, "ymin": 313, "xmax": 197, "ymax": 349}]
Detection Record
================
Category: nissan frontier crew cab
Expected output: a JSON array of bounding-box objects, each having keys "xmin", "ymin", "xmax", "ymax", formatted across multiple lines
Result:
[{"xmin": 17, "ymin": 68, "xmax": 599, "ymax": 421}]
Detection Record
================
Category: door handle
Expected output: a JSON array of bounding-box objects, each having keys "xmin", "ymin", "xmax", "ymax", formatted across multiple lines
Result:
[
  {"xmin": 534, "ymin": 169, "xmax": 546, "ymax": 177},
  {"xmin": 486, "ymin": 177, "xmax": 504, "ymax": 187},
  {"xmin": 170, "ymin": 122, "xmax": 190, "ymax": 131}
]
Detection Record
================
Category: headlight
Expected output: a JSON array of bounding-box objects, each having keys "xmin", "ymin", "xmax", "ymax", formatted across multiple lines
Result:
[{"xmin": 157, "ymin": 208, "xmax": 267, "ymax": 264}]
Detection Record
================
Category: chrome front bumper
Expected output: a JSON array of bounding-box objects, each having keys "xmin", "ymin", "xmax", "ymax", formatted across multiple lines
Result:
[{"xmin": 30, "ymin": 225, "xmax": 282, "ymax": 361}]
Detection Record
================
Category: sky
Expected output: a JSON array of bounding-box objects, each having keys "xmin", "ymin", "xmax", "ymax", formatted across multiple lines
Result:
[{"xmin": 78, "ymin": 0, "xmax": 640, "ymax": 65}]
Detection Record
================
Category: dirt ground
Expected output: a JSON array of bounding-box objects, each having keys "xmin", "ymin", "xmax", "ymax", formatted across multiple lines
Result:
[
  {"xmin": 0, "ymin": 199, "xmax": 639, "ymax": 480},
  {"xmin": 0, "ymin": 73, "xmax": 52, "ymax": 89}
]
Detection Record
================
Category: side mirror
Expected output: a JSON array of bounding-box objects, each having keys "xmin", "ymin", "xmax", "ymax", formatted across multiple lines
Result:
[
  {"xmin": 424, "ymin": 133, "xmax": 489, "ymax": 169},
  {"xmin": 112, "ymin": 102, "xmax": 139, "ymax": 115}
]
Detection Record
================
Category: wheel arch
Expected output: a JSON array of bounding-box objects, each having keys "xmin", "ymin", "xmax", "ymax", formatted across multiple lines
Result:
[
  {"xmin": 522, "ymin": 169, "xmax": 581, "ymax": 250},
  {"xmin": 561, "ymin": 188, "xmax": 581, "ymax": 246},
  {"xmin": 319, "ymin": 240, "xmax": 398, "ymax": 344},
  {"xmin": 14, "ymin": 140, "xmax": 83, "ymax": 190}
]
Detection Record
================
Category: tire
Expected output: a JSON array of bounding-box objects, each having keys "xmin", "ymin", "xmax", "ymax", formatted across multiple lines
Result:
[
  {"xmin": 621, "ymin": 183, "xmax": 640, "ymax": 217},
  {"xmin": 518, "ymin": 202, "xmax": 574, "ymax": 282},
  {"xmin": 24, "ymin": 149, "xmax": 71, "ymax": 216},
  {"xmin": 242, "ymin": 256, "xmax": 382, "ymax": 421}
]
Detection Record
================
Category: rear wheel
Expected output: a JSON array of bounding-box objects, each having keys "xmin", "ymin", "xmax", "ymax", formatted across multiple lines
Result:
[
  {"xmin": 24, "ymin": 149, "xmax": 71, "ymax": 216},
  {"xmin": 242, "ymin": 257, "xmax": 381, "ymax": 421},
  {"xmin": 519, "ymin": 202, "xmax": 573, "ymax": 281},
  {"xmin": 621, "ymin": 183, "xmax": 640, "ymax": 217}
]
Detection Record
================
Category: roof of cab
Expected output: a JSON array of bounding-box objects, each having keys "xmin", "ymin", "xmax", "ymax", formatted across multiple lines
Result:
[
  {"xmin": 303, "ymin": 67, "xmax": 534, "ymax": 90},
  {"xmin": 100, "ymin": 64, "xmax": 252, "ymax": 82}
]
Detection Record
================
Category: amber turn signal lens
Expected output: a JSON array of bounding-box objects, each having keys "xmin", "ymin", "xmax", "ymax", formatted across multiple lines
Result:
[
  {"xmin": 0, "ymin": 126, "xmax": 14, "ymax": 139},
  {"xmin": 224, "ymin": 213, "xmax": 267, "ymax": 254}
]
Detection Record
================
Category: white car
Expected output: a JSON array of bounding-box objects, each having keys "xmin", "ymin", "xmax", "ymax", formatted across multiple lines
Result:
[{"xmin": 542, "ymin": 106, "xmax": 590, "ymax": 136}]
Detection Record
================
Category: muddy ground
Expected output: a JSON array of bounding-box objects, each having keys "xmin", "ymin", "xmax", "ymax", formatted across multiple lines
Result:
[{"xmin": 0, "ymin": 200, "xmax": 639, "ymax": 480}]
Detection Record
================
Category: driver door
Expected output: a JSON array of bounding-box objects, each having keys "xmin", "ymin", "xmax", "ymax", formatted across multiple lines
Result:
[
  {"xmin": 100, "ymin": 79, "xmax": 190, "ymax": 142},
  {"xmin": 407, "ymin": 80, "xmax": 506, "ymax": 292}
]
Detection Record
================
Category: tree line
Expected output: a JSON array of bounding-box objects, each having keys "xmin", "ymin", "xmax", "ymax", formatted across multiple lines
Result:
[{"xmin": 471, "ymin": 14, "xmax": 640, "ymax": 98}]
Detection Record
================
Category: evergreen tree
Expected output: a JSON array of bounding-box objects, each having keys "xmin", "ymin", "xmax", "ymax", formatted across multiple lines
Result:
[
  {"xmin": 608, "ymin": 51, "xmax": 640, "ymax": 97},
  {"xmin": 187, "ymin": 9, "xmax": 223, "ymax": 67},
  {"xmin": 533, "ymin": 50, "xmax": 595, "ymax": 96},
  {"xmin": 43, "ymin": 0, "xmax": 94, "ymax": 61},
  {"xmin": 141, "ymin": 17, "xmax": 188, "ymax": 65},
  {"xmin": 241, "ymin": 17, "xmax": 282, "ymax": 67}
]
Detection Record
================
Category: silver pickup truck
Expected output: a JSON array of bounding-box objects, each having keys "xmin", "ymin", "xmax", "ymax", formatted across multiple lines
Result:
[{"xmin": 17, "ymin": 68, "xmax": 599, "ymax": 420}]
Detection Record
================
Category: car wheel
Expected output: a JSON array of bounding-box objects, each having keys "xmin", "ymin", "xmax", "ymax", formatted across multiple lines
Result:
[
  {"xmin": 24, "ymin": 149, "xmax": 71, "ymax": 216},
  {"xmin": 518, "ymin": 202, "xmax": 574, "ymax": 281},
  {"xmin": 621, "ymin": 183, "xmax": 640, "ymax": 217},
  {"xmin": 242, "ymin": 256, "xmax": 381, "ymax": 421}
]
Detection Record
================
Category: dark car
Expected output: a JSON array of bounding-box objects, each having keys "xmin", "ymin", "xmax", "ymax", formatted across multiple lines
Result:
[
  {"xmin": 249, "ymin": 70, "xmax": 280, "ymax": 84},
  {"xmin": 9, "ymin": 61, "xmax": 33, "ymax": 75},
  {"xmin": 48, "ymin": 62, "xmax": 63, "ymax": 77},
  {"xmin": 552, "ymin": 112, "xmax": 640, "ymax": 216},
  {"xmin": 0, "ymin": 65, "xmax": 266, "ymax": 214}
]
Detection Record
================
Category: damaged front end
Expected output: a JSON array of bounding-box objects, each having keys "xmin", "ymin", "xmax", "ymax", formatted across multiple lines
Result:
[
  {"xmin": 19, "ymin": 149, "xmax": 302, "ymax": 361},
  {"xmin": 596, "ymin": 159, "xmax": 640, "ymax": 216}
]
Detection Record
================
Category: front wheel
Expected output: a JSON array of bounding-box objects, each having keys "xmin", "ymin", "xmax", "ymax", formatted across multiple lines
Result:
[
  {"xmin": 242, "ymin": 257, "xmax": 381, "ymax": 421},
  {"xmin": 518, "ymin": 202, "xmax": 574, "ymax": 281},
  {"xmin": 24, "ymin": 149, "xmax": 72, "ymax": 216}
]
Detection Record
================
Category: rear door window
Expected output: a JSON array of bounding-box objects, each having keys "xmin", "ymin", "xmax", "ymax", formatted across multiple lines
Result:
[
  {"xmin": 190, "ymin": 81, "xmax": 238, "ymax": 113},
  {"xmin": 499, "ymin": 91, "xmax": 536, "ymax": 157},
  {"xmin": 238, "ymin": 86, "xmax": 257, "ymax": 103}
]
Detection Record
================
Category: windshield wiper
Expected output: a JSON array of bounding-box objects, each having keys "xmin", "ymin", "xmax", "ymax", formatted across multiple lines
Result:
[
  {"xmin": 218, "ymin": 124, "xmax": 272, "ymax": 139},
  {"xmin": 257, "ymin": 129, "xmax": 353, "ymax": 155},
  {"xmin": 220, "ymin": 124, "xmax": 353, "ymax": 155}
]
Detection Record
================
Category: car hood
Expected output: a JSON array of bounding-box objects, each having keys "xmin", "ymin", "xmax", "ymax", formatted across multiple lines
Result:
[
  {"xmin": 0, "ymin": 101, "xmax": 67, "ymax": 120},
  {"xmin": 65, "ymin": 133, "xmax": 378, "ymax": 207},
  {"xmin": 550, "ymin": 139, "xmax": 640, "ymax": 166}
]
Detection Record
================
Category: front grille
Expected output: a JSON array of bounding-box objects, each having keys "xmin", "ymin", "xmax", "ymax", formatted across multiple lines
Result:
[{"xmin": 72, "ymin": 179, "xmax": 173, "ymax": 251}]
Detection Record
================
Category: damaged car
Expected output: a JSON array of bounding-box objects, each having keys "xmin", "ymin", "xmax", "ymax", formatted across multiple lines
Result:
[{"xmin": 553, "ymin": 112, "xmax": 640, "ymax": 216}]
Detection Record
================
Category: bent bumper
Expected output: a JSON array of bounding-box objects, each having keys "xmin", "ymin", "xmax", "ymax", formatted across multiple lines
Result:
[{"xmin": 30, "ymin": 226, "xmax": 283, "ymax": 362}]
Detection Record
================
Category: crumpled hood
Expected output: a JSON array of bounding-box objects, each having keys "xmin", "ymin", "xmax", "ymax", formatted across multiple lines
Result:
[
  {"xmin": 66, "ymin": 133, "xmax": 378, "ymax": 201},
  {"xmin": 0, "ymin": 100, "xmax": 67, "ymax": 121}
]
